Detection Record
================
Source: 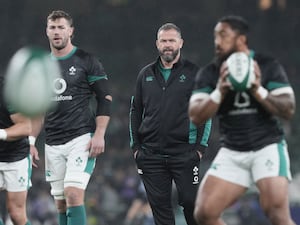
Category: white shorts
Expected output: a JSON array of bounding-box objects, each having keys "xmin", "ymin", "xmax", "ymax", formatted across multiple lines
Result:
[
  {"xmin": 206, "ymin": 141, "xmax": 292, "ymax": 187},
  {"xmin": 0, "ymin": 155, "xmax": 32, "ymax": 192},
  {"xmin": 45, "ymin": 133, "xmax": 96, "ymax": 199}
]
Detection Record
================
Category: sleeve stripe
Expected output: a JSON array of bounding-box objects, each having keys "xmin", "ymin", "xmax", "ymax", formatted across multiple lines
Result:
[
  {"xmin": 270, "ymin": 86, "xmax": 294, "ymax": 96},
  {"xmin": 189, "ymin": 92, "xmax": 210, "ymax": 103}
]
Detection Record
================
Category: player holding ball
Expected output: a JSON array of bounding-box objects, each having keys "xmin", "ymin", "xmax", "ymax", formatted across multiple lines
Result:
[{"xmin": 189, "ymin": 15, "xmax": 296, "ymax": 225}]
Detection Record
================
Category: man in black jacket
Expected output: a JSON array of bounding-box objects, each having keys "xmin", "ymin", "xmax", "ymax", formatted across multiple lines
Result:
[{"xmin": 130, "ymin": 23, "xmax": 212, "ymax": 225}]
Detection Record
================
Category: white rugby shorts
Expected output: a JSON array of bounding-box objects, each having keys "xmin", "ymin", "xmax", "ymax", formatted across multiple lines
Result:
[
  {"xmin": 206, "ymin": 140, "xmax": 292, "ymax": 187},
  {"xmin": 45, "ymin": 133, "xmax": 96, "ymax": 198},
  {"xmin": 0, "ymin": 155, "xmax": 32, "ymax": 192}
]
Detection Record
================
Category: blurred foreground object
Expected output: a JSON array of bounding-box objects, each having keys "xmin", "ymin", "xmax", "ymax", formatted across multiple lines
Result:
[{"xmin": 4, "ymin": 46, "xmax": 60, "ymax": 117}]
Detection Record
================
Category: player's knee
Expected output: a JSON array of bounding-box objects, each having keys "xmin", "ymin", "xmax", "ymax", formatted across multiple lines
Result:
[
  {"xmin": 262, "ymin": 205, "xmax": 288, "ymax": 224},
  {"xmin": 194, "ymin": 202, "xmax": 217, "ymax": 224},
  {"xmin": 64, "ymin": 187, "xmax": 84, "ymax": 206},
  {"xmin": 8, "ymin": 208, "xmax": 26, "ymax": 225}
]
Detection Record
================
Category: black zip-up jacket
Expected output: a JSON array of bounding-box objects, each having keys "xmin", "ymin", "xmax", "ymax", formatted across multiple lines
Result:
[{"xmin": 130, "ymin": 57, "xmax": 212, "ymax": 155}]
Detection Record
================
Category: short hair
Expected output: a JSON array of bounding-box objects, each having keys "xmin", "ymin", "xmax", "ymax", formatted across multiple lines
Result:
[
  {"xmin": 218, "ymin": 15, "xmax": 249, "ymax": 36},
  {"xmin": 157, "ymin": 23, "xmax": 182, "ymax": 39},
  {"xmin": 47, "ymin": 10, "xmax": 73, "ymax": 27}
]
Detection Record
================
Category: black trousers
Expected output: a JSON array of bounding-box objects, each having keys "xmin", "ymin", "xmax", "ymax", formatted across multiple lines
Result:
[{"xmin": 135, "ymin": 149, "xmax": 200, "ymax": 225}]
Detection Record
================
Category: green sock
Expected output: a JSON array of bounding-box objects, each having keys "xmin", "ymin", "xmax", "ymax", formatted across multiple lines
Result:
[
  {"xmin": 25, "ymin": 221, "xmax": 32, "ymax": 225},
  {"xmin": 0, "ymin": 219, "xmax": 3, "ymax": 225},
  {"xmin": 59, "ymin": 212, "xmax": 68, "ymax": 225},
  {"xmin": 67, "ymin": 205, "xmax": 86, "ymax": 225}
]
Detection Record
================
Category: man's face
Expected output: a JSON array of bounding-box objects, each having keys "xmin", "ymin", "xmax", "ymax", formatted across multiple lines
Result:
[
  {"xmin": 156, "ymin": 29, "xmax": 183, "ymax": 63},
  {"xmin": 46, "ymin": 18, "xmax": 74, "ymax": 50},
  {"xmin": 214, "ymin": 22, "xmax": 239, "ymax": 62}
]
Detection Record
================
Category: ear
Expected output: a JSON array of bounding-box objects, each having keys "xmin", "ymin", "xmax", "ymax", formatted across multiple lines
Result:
[
  {"xmin": 179, "ymin": 38, "xmax": 184, "ymax": 49},
  {"xmin": 155, "ymin": 39, "xmax": 159, "ymax": 49},
  {"xmin": 69, "ymin": 27, "xmax": 74, "ymax": 38},
  {"xmin": 237, "ymin": 34, "xmax": 247, "ymax": 49}
]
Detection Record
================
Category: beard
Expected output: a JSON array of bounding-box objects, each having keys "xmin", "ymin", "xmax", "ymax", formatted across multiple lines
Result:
[
  {"xmin": 214, "ymin": 48, "xmax": 235, "ymax": 67},
  {"xmin": 159, "ymin": 48, "xmax": 180, "ymax": 63},
  {"xmin": 51, "ymin": 38, "xmax": 68, "ymax": 51}
]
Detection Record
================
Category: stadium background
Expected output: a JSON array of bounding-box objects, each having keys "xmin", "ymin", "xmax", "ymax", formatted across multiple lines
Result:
[{"xmin": 0, "ymin": 0, "xmax": 300, "ymax": 224}]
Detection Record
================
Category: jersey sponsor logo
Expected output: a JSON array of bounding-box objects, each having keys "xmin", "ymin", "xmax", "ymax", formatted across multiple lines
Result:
[
  {"xmin": 193, "ymin": 166, "xmax": 199, "ymax": 184},
  {"xmin": 228, "ymin": 92, "xmax": 257, "ymax": 115},
  {"xmin": 52, "ymin": 78, "xmax": 73, "ymax": 102}
]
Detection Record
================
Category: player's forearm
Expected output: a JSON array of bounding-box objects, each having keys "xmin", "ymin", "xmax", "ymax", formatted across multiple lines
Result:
[
  {"xmin": 94, "ymin": 115, "xmax": 110, "ymax": 137},
  {"xmin": 189, "ymin": 98, "xmax": 218, "ymax": 127},
  {"xmin": 30, "ymin": 115, "xmax": 44, "ymax": 137},
  {"xmin": 255, "ymin": 92, "xmax": 295, "ymax": 120},
  {"xmin": 1, "ymin": 121, "xmax": 32, "ymax": 141}
]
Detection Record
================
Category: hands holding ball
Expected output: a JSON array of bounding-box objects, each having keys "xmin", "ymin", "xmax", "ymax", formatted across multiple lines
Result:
[
  {"xmin": 226, "ymin": 52, "xmax": 256, "ymax": 92},
  {"xmin": 210, "ymin": 51, "xmax": 267, "ymax": 104}
]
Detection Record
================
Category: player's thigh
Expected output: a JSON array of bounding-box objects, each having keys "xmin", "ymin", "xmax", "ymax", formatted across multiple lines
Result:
[
  {"xmin": 45, "ymin": 144, "xmax": 67, "ymax": 182},
  {"xmin": 6, "ymin": 190, "xmax": 28, "ymax": 210},
  {"xmin": 206, "ymin": 148, "xmax": 253, "ymax": 187},
  {"xmin": 196, "ymin": 148, "xmax": 250, "ymax": 215},
  {"xmin": 252, "ymin": 141, "xmax": 292, "ymax": 182},
  {"xmin": 256, "ymin": 176, "xmax": 290, "ymax": 209},
  {"xmin": 4, "ymin": 156, "xmax": 32, "ymax": 192},
  {"xmin": 65, "ymin": 134, "xmax": 95, "ymax": 190},
  {"xmin": 196, "ymin": 174, "xmax": 246, "ymax": 217}
]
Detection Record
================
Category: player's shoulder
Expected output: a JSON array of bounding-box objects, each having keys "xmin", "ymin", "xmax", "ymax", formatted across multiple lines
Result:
[
  {"xmin": 254, "ymin": 52, "xmax": 277, "ymax": 65},
  {"xmin": 198, "ymin": 61, "xmax": 218, "ymax": 76},
  {"xmin": 75, "ymin": 48, "xmax": 94, "ymax": 59},
  {"xmin": 181, "ymin": 58, "xmax": 199, "ymax": 68}
]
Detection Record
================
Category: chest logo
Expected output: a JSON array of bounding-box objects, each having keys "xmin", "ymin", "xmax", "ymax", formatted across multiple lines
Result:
[
  {"xmin": 179, "ymin": 74, "xmax": 186, "ymax": 82},
  {"xmin": 69, "ymin": 66, "xmax": 76, "ymax": 75},
  {"xmin": 53, "ymin": 78, "xmax": 67, "ymax": 95},
  {"xmin": 146, "ymin": 76, "xmax": 154, "ymax": 82}
]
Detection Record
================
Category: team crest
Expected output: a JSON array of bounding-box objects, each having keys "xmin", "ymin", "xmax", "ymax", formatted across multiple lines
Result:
[{"xmin": 69, "ymin": 66, "xmax": 76, "ymax": 75}]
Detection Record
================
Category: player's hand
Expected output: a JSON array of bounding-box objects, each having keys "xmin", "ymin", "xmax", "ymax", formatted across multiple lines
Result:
[
  {"xmin": 87, "ymin": 136, "xmax": 105, "ymax": 158},
  {"xmin": 30, "ymin": 145, "xmax": 40, "ymax": 168},
  {"xmin": 218, "ymin": 62, "xmax": 232, "ymax": 95},
  {"xmin": 250, "ymin": 60, "xmax": 262, "ymax": 93}
]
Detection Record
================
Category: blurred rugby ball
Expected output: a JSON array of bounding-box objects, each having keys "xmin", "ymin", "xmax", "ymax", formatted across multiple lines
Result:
[
  {"xmin": 4, "ymin": 46, "xmax": 60, "ymax": 117},
  {"xmin": 226, "ymin": 52, "xmax": 255, "ymax": 91}
]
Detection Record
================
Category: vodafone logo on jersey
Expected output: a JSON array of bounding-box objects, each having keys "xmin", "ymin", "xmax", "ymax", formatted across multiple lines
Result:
[
  {"xmin": 52, "ymin": 78, "xmax": 72, "ymax": 101},
  {"xmin": 53, "ymin": 78, "xmax": 66, "ymax": 94}
]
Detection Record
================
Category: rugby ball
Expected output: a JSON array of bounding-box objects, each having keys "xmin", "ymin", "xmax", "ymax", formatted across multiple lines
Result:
[
  {"xmin": 226, "ymin": 52, "xmax": 255, "ymax": 91},
  {"xmin": 4, "ymin": 46, "xmax": 60, "ymax": 117}
]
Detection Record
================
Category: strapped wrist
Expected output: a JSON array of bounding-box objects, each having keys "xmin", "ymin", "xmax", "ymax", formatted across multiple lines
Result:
[
  {"xmin": 210, "ymin": 89, "xmax": 222, "ymax": 104},
  {"xmin": 0, "ymin": 129, "xmax": 7, "ymax": 140},
  {"xmin": 256, "ymin": 86, "xmax": 268, "ymax": 99},
  {"xmin": 29, "ymin": 136, "xmax": 36, "ymax": 145}
]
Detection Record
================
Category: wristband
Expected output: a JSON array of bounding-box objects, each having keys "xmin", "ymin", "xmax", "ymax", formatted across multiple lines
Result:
[
  {"xmin": 256, "ymin": 86, "xmax": 268, "ymax": 99},
  {"xmin": 29, "ymin": 136, "xmax": 36, "ymax": 145},
  {"xmin": 0, "ymin": 129, "xmax": 7, "ymax": 140},
  {"xmin": 210, "ymin": 89, "xmax": 222, "ymax": 104}
]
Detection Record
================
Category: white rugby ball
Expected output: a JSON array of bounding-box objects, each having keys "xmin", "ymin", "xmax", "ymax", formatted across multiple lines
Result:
[
  {"xmin": 226, "ymin": 52, "xmax": 255, "ymax": 91},
  {"xmin": 4, "ymin": 47, "xmax": 60, "ymax": 117}
]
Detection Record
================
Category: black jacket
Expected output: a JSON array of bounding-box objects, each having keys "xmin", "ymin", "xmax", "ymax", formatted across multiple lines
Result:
[{"xmin": 130, "ymin": 57, "xmax": 211, "ymax": 155}]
